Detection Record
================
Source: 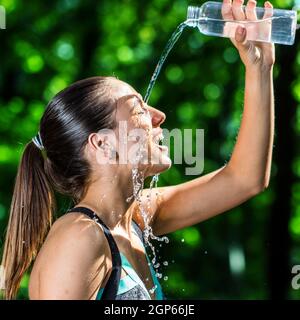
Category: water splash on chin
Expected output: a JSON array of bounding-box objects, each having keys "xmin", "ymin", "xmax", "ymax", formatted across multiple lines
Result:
[{"xmin": 128, "ymin": 146, "xmax": 169, "ymax": 294}]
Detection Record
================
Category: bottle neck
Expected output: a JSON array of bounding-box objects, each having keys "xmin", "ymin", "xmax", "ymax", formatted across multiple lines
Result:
[
  {"xmin": 186, "ymin": 5, "xmax": 205, "ymax": 28},
  {"xmin": 185, "ymin": 18, "xmax": 209, "ymax": 28}
]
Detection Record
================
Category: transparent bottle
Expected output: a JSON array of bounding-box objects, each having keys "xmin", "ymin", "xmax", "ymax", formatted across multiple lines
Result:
[{"xmin": 186, "ymin": 1, "xmax": 297, "ymax": 45}]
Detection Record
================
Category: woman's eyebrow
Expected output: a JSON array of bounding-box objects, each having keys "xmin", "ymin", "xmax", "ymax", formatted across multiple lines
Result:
[
  {"xmin": 130, "ymin": 94, "xmax": 145, "ymax": 111},
  {"xmin": 133, "ymin": 93, "xmax": 144, "ymax": 106}
]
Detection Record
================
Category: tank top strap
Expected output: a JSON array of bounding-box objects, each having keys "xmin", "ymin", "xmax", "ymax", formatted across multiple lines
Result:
[{"xmin": 66, "ymin": 206, "xmax": 121, "ymax": 300}]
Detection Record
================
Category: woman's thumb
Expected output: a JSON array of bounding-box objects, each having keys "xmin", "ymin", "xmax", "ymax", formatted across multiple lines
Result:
[
  {"xmin": 235, "ymin": 26, "xmax": 246, "ymax": 43},
  {"xmin": 235, "ymin": 26, "xmax": 251, "ymax": 52}
]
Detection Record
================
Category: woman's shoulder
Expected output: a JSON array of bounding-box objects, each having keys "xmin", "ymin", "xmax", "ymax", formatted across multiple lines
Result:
[
  {"xmin": 51, "ymin": 211, "xmax": 101, "ymax": 236},
  {"xmin": 29, "ymin": 211, "xmax": 110, "ymax": 299},
  {"xmin": 48, "ymin": 211, "xmax": 110, "ymax": 258}
]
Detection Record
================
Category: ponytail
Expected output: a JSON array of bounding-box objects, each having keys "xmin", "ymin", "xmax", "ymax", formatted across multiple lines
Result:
[{"xmin": 1, "ymin": 141, "xmax": 56, "ymax": 299}]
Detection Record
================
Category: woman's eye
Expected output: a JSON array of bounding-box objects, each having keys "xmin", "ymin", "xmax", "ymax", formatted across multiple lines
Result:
[{"xmin": 135, "ymin": 111, "xmax": 145, "ymax": 115}]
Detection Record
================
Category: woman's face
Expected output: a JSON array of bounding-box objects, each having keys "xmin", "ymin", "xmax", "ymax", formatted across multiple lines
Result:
[{"xmin": 112, "ymin": 79, "xmax": 171, "ymax": 176}]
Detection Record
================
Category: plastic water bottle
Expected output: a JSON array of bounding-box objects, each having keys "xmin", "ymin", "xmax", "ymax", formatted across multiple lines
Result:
[{"xmin": 186, "ymin": 1, "xmax": 297, "ymax": 45}]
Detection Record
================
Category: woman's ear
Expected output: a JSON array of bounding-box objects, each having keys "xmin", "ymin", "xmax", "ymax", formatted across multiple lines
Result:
[
  {"xmin": 87, "ymin": 131, "xmax": 118, "ymax": 162},
  {"xmin": 88, "ymin": 132, "xmax": 104, "ymax": 151},
  {"xmin": 97, "ymin": 139, "xmax": 103, "ymax": 148}
]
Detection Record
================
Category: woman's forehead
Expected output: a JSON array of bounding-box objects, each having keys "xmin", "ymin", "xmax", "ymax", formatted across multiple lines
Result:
[
  {"xmin": 117, "ymin": 94, "xmax": 143, "ymax": 114},
  {"xmin": 110, "ymin": 78, "xmax": 140, "ymax": 99},
  {"xmin": 107, "ymin": 79, "xmax": 144, "ymax": 117}
]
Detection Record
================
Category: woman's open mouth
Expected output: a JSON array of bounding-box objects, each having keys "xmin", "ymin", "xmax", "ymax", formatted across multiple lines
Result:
[{"xmin": 153, "ymin": 132, "xmax": 168, "ymax": 152}]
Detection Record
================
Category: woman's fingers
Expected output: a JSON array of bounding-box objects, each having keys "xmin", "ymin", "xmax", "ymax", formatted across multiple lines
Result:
[
  {"xmin": 222, "ymin": 0, "xmax": 236, "ymax": 38},
  {"xmin": 222, "ymin": 0, "xmax": 234, "ymax": 20},
  {"xmin": 245, "ymin": 0, "xmax": 258, "ymax": 41},
  {"xmin": 261, "ymin": 1, "xmax": 273, "ymax": 42},
  {"xmin": 245, "ymin": 0, "xmax": 257, "ymax": 20},
  {"xmin": 232, "ymin": 0, "xmax": 246, "ymax": 20},
  {"xmin": 263, "ymin": 1, "xmax": 273, "ymax": 19}
]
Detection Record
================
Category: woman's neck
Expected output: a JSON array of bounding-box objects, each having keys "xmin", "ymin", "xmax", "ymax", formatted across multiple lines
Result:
[{"xmin": 77, "ymin": 171, "xmax": 136, "ymax": 233}]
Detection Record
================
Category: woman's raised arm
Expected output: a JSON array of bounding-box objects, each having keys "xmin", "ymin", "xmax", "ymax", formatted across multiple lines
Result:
[{"xmin": 137, "ymin": 0, "xmax": 275, "ymax": 236}]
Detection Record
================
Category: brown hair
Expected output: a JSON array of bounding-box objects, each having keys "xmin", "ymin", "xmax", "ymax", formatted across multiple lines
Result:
[{"xmin": 1, "ymin": 76, "xmax": 117, "ymax": 299}]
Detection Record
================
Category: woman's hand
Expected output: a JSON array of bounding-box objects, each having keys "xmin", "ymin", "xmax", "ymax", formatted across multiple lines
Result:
[{"xmin": 222, "ymin": 0, "xmax": 275, "ymax": 71}]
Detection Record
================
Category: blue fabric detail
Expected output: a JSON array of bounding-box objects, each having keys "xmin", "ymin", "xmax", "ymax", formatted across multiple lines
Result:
[
  {"xmin": 119, "ymin": 253, "xmax": 152, "ymax": 299},
  {"xmin": 96, "ymin": 221, "xmax": 165, "ymax": 300},
  {"xmin": 96, "ymin": 273, "xmax": 136, "ymax": 299}
]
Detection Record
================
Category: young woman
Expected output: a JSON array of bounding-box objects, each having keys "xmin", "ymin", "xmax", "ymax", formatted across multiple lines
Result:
[{"xmin": 1, "ymin": 0, "xmax": 274, "ymax": 300}]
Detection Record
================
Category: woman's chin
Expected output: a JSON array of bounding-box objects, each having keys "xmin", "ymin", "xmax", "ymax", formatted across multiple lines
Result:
[
  {"xmin": 146, "ymin": 155, "xmax": 172, "ymax": 176},
  {"xmin": 151, "ymin": 145, "xmax": 172, "ymax": 173},
  {"xmin": 135, "ymin": 144, "xmax": 172, "ymax": 177}
]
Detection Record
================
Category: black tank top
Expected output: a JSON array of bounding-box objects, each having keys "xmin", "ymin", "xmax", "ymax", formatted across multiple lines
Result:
[{"xmin": 66, "ymin": 206, "xmax": 165, "ymax": 300}]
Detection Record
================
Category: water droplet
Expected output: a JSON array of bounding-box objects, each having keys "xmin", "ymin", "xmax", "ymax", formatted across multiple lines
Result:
[
  {"xmin": 163, "ymin": 261, "xmax": 168, "ymax": 266},
  {"xmin": 204, "ymin": 250, "xmax": 208, "ymax": 254},
  {"xmin": 149, "ymin": 284, "xmax": 157, "ymax": 294},
  {"xmin": 181, "ymin": 238, "xmax": 185, "ymax": 243},
  {"xmin": 163, "ymin": 276, "xmax": 168, "ymax": 281}
]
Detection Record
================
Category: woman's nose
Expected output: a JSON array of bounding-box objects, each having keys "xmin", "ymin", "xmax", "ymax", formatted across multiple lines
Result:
[{"xmin": 149, "ymin": 107, "xmax": 166, "ymax": 127}]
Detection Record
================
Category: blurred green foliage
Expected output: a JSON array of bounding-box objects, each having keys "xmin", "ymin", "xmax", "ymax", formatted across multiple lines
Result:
[{"xmin": 0, "ymin": 0, "xmax": 300, "ymax": 300}]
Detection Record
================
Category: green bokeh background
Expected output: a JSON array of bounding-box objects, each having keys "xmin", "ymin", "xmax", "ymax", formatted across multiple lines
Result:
[{"xmin": 0, "ymin": 0, "xmax": 300, "ymax": 299}]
